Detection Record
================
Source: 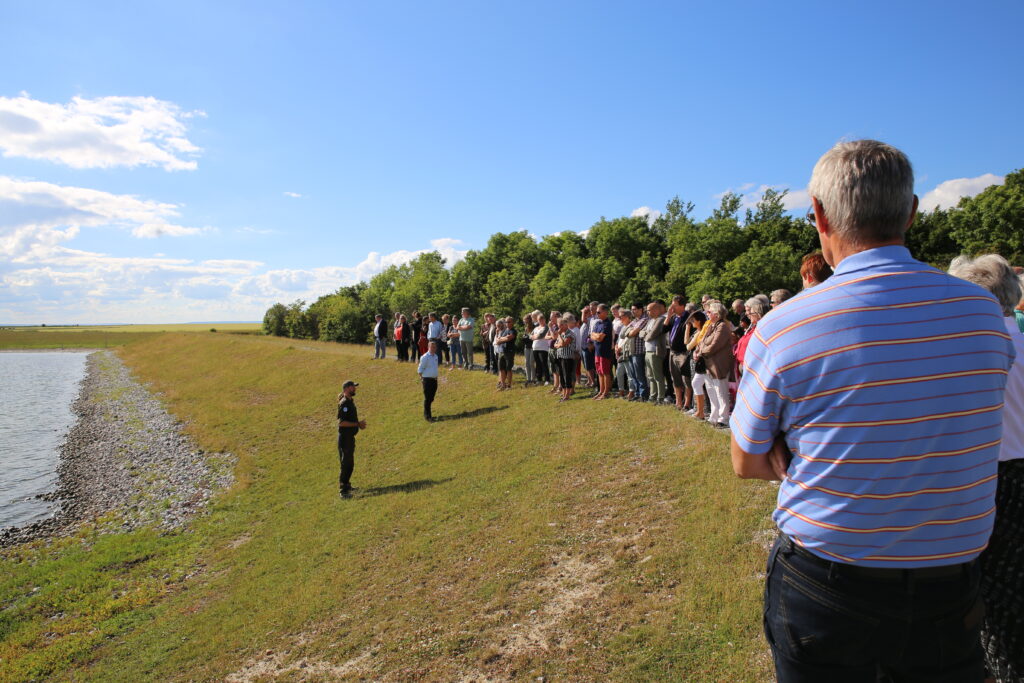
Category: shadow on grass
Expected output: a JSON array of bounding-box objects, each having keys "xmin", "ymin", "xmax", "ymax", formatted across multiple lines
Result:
[
  {"xmin": 433, "ymin": 405, "xmax": 509, "ymax": 422},
  {"xmin": 357, "ymin": 477, "xmax": 455, "ymax": 498}
]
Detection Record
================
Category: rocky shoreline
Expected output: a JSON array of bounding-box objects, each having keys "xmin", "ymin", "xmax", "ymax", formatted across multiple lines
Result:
[{"xmin": 0, "ymin": 350, "xmax": 235, "ymax": 547}]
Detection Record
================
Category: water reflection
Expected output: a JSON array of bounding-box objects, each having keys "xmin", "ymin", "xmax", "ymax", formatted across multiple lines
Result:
[{"xmin": 0, "ymin": 352, "xmax": 89, "ymax": 528}]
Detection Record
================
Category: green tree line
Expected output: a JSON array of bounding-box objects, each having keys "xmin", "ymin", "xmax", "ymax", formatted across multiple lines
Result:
[{"xmin": 264, "ymin": 171, "xmax": 1023, "ymax": 343}]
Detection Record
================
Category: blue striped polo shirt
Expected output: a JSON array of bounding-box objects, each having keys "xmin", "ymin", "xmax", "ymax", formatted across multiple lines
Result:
[{"xmin": 731, "ymin": 246, "xmax": 1015, "ymax": 567}]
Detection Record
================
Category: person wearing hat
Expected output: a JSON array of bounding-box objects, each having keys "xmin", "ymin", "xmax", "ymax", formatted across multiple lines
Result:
[{"xmin": 336, "ymin": 380, "xmax": 366, "ymax": 497}]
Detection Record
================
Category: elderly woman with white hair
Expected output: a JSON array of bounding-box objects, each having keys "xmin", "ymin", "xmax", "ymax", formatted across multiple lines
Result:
[
  {"xmin": 694, "ymin": 300, "xmax": 734, "ymax": 429},
  {"xmin": 949, "ymin": 253, "xmax": 1024, "ymax": 682},
  {"xmin": 734, "ymin": 297, "xmax": 767, "ymax": 377}
]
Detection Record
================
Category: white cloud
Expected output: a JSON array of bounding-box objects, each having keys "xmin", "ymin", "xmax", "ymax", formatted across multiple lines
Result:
[
  {"xmin": 0, "ymin": 94, "xmax": 203, "ymax": 171},
  {"xmin": 236, "ymin": 226, "xmax": 277, "ymax": 236},
  {"xmin": 283, "ymin": 191, "xmax": 302, "ymax": 198},
  {"xmin": 919, "ymin": 173, "xmax": 1003, "ymax": 212},
  {"xmin": 0, "ymin": 176, "xmax": 202, "ymax": 261},
  {"xmin": 631, "ymin": 206, "xmax": 662, "ymax": 226},
  {"xmin": 1, "ymin": 228, "xmax": 471, "ymax": 323}
]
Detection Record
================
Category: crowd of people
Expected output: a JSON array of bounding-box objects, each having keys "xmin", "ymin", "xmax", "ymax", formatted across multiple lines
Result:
[
  {"xmin": 356, "ymin": 140, "xmax": 1024, "ymax": 683},
  {"xmin": 368, "ymin": 254, "xmax": 835, "ymax": 430}
]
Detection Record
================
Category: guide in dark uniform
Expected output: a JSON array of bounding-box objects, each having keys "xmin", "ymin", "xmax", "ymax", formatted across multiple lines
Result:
[{"xmin": 336, "ymin": 380, "xmax": 366, "ymax": 497}]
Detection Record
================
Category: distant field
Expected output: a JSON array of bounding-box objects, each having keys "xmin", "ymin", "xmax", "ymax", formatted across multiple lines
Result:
[
  {"xmin": 0, "ymin": 324, "xmax": 262, "ymax": 349},
  {"xmin": 0, "ymin": 333, "xmax": 776, "ymax": 681}
]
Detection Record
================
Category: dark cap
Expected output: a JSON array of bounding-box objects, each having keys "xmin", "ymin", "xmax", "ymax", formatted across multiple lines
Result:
[{"xmin": 342, "ymin": 380, "xmax": 359, "ymax": 389}]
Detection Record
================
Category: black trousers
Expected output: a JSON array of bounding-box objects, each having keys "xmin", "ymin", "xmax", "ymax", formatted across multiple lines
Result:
[
  {"xmin": 534, "ymin": 350, "xmax": 550, "ymax": 382},
  {"xmin": 422, "ymin": 377, "xmax": 437, "ymax": 419},
  {"xmin": 765, "ymin": 534, "xmax": 983, "ymax": 682},
  {"xmin": 484, "ymin": 344, "xmax": 495, "ymax": 373},
  {"xmin": 337, "ymin": 431, "xmax": 356, "ymax": 491},
  {"xmin": 396, "ymin": 340, "xmax": 409, "ymax": 361}
]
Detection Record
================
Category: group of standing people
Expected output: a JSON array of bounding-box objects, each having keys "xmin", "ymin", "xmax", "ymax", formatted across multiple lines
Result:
[
  {"xmin": 371, "ymin": 285, "xmax": 833, "ymax": 432},
  {"xmin": 372, "ymin": 308, "xmax": 476, "ymax": 368}
]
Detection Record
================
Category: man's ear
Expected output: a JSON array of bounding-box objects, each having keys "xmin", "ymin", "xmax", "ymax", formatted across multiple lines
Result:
[
  {"xmin": 906, "ymin": 195, "xmax": 919, "ymax": 229},
  {"xmin": 812, "ymin": 197, "xmax": 830, "ymax": 237}
]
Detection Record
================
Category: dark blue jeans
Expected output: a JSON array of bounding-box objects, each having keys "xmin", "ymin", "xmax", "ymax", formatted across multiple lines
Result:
[{"xmin": 764, "ymin": 534, "xmax": 985, "ymax": 683}]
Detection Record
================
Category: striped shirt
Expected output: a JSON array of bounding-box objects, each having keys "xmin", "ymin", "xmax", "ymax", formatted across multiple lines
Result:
[
  {"xmin": 731, "ymin": 246, "xmax": 1015, "ymax": 568},
  {"xmin": 626, "ymin": 316, "xmax": 648, "ymax": 355},
  {"xmin": 556, "ymin": 328, "xmax": 578, "ymax": 359}
]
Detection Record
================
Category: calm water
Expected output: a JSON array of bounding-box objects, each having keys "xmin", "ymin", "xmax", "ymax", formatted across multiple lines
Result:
[{"xmin": 0, "ymin": 352, "xmax": 89, "ymax": 528}]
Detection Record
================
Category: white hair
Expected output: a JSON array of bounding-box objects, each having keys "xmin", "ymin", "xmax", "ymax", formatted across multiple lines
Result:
[
  {"xmin": 948, "ymin": 254, "xmax": 1023, "ymax": 316},
  {"xmin": 808, "ymin": 140, "xmax": 915, "ymax": 246},
  {"xmin": 744, "ymin": 297, "xmax": 767, "ymax": 317}
]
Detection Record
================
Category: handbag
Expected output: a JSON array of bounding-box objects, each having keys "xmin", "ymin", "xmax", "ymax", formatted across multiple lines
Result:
[{"xmin": 694, "ymin": 355, "xmax": 707, "ymax": 374}]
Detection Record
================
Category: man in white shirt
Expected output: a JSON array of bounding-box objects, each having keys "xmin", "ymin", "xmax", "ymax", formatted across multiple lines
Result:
[
  {"xmin": 418, "ymin": 340, "xmax": 440, "ymax": 422},
  {"xmin": 372, "ymin": 313, "xmax": 387, "ymax": 359},
  {"xmin": 426, "ymin": 312, "xmax": 444, "ymax": 343}
]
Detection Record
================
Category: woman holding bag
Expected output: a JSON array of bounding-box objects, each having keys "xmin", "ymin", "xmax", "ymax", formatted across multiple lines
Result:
[{"xmin": 696, "ymin": 301, "xmax": 734, "ymax": 429}]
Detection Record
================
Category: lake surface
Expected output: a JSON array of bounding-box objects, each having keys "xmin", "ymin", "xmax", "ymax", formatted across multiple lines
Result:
[{"xmin": 0, "ymin": 352, "xmax": 90, "ymax": 529}]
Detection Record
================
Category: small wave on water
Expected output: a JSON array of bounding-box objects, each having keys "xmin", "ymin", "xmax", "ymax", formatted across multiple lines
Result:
[{"xmin": 0, "ymin": 351, "xmax": 90, "ymax": 529}]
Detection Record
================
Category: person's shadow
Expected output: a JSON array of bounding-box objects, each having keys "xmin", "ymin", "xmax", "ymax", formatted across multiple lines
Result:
[
  {"xmin": 433, "ymin": 405, "xmax": 508, "ymax": 422},
  {"xmin": 356, "ymin": 477, "xmax": 454, "ymax": 498}
]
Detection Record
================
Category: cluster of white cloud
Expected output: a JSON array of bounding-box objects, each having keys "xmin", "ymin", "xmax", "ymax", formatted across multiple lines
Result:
[
  {"xmin": 0, "ymin": 171, "xmax": 468, "ymax": 322},
  {"xmin": 0, "ymin": 175, "xmax": 202, "ymax": 264},
  {"xmin": 0, "ymin": 94, "xmax": 203, "ymax": 171},
  {"xmin": 231, "ymin": 238, "xmax": 468, "ymax": 300},
  {"xmin": 918, "ymin": 173, "xmax": 1003, "ymax": 212},
  {"xmin": 0, "ymin": 94, "xmax": 473, "ymax": 324},
  {"xmin": 631, "ymin": 206, "xmax": 662, "ymax": 226}
]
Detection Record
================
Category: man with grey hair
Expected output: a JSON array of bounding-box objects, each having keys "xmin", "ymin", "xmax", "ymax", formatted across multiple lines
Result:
[
  {"xmin": 641, "ymin": 299, "xmax": 668, "ymax": 403},
  {"xmin": 732, "ymin": 140, "xmax": 1015, "ymax": 682}
]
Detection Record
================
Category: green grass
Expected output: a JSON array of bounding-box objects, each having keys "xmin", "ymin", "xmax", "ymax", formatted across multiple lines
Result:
[
  {"xmin": 0, "ymin": 324, "xmax": 261, "ymax": 350},
  {"xmin": 0, "ymin": 334, "xmax": 778, "ymax": 681}
]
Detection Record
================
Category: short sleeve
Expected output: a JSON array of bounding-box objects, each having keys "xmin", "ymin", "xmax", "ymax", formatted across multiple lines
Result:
[{"xmin": 730, "ymin": 331, "xmax": 787, "ymax": 454}]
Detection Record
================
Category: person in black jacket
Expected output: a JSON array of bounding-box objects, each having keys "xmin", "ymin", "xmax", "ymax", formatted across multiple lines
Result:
[
  {"xmin": 410, "ymin": 311, "xmax": 423, "ymax": 362},
  {"xmin": 336, "ymin": 380, "xmax": 366, "ymax": 497},
  {"xmin": 665, "ymin": 295, "xmax": 692, "ymax": 411}
]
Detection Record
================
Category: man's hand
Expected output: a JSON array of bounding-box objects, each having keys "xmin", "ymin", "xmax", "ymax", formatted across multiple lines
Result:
[
  {"xmin": 359, "ymin": 420, "xmax": 367, "ymax": 429},
  {"xmin": 768, "ymin": 435, "xmax": 792, "ymax": 481}
]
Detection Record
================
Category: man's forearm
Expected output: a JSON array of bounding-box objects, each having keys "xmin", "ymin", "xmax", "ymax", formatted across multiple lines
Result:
[{"xmin": 731, "ymin": 434, "xmax": 779, "ymax": 481}]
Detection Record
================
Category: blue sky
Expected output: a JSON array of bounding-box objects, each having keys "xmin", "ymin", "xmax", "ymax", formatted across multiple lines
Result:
[{"xmin": 1, "ymin": 0, "xmax": 1021, "ymax": 323}]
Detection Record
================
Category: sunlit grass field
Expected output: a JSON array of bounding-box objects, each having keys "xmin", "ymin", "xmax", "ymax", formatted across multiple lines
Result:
[
  {"xmin": 0, "ymin": 324, "xmax": 261, "ymax": 350},
  {"xmin": 0, "ymin": 333, "xmax": 777, "ymax": 681}
]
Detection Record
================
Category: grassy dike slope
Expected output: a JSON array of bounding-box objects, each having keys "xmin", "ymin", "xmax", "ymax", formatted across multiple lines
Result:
[{"xmin": 2, "ymin": 333, "xmax": 777, "ymax": 681}]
